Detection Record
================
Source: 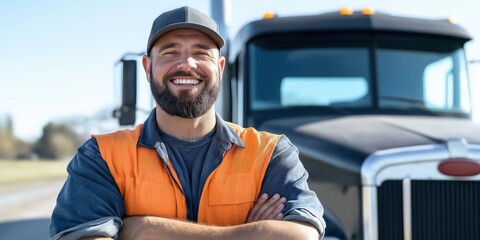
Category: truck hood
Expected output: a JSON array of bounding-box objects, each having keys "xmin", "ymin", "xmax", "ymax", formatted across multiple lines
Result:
[{"xmin": 260, "ymin": 115, "xmax": 480, "ymax": 173}]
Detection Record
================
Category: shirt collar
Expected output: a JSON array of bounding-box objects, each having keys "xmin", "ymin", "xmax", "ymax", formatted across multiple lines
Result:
[
  {"xmin": 138, "ymin": 108, "xmax": 245, "ymax": 149},
  {"xmin": 214, "ymin": 112, "xmax": 245, "ymax": 148},
  {"xmin": 138, "ymin": 109, "xmax": 163, "ymax": 148}
]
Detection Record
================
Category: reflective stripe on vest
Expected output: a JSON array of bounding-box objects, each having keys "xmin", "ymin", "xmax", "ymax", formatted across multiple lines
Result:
[{"xmin": 94, "ymin": 122, "xmax": 281, "ymax": 226}]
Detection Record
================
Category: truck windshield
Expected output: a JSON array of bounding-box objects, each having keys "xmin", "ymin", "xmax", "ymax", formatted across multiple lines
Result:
[
  {"xmin": 376, "ymin": 34, "xmax": 470, "ymax": 114},
  {"xmin": 247, "ymin": 33, "xmax": 470, "ymax": 115}
]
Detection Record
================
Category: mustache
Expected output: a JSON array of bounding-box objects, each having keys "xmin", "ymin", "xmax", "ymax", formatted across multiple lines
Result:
[{"xmin": 163, "ymin": 70, "xmax": 208, "ymax": 82}]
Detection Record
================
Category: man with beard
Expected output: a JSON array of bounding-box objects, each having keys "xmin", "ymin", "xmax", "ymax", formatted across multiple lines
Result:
[{"xmin": 50, "ymin": 6, "xmax": 325, "ymax": 240}]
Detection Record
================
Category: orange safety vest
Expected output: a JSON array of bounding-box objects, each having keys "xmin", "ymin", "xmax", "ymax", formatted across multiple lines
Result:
[{"xmin": 94, "ymin": 122, "xmax": 281, "ymax": 226}]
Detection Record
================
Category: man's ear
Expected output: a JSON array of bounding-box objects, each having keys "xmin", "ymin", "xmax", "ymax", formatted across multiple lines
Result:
[
  {"xmin": 218, "ymin": 55, "xmax": 226, "ymax": 82},
  {"xmin": 142, "ymin": 55, "xmax": 151, "ymax": 83}
]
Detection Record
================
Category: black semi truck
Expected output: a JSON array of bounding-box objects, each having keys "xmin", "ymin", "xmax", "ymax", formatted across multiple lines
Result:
[{"xmin": 114, "ymin": 3, "xmax": 480, "ymax": 240}]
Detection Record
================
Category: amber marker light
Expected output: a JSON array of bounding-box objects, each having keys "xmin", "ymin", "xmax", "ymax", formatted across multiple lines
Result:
[
  {"xmin": 339, "ymin": 7, "xmax": 353, "ymax": 15},
  {"xmin": 362, "ymin": 7, "xmax": 375, "ymax": 15},
  {"xmin": 263, "ymin": 11, "xmax": 277, "ymax": 19}
]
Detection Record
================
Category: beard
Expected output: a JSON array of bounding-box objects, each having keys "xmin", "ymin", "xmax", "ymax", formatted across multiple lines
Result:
[{"xmin": 149, "ymin": 67, "xmax": 219, "ymax": 119}]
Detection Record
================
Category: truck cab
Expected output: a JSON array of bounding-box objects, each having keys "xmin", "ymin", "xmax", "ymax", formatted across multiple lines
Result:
[{"xmin": 224, "ymin": 9, "xmax": 480, "ymax": 240}]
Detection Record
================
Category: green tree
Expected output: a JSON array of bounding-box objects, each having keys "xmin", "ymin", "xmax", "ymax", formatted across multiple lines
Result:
[
  {"xmin": 33, "ymin": 122, "xmax": 82, "ymax": 160},
  {"xmin": 0, "ymin": 115, "xmax": 16, "ymax": 159}
]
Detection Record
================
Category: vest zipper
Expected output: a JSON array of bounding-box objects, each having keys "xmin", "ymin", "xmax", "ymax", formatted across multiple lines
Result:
[
  {"xmin": 197, "ymin": 143, "xmax": 232, "ymax": 220},
  {"xmin": 155, "ymin": 142, "xmax": 185, "ymax": 196}
]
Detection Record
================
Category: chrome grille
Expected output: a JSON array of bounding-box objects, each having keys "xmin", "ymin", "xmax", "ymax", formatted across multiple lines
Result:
[{"xmin": 377, "ymin": 180, "xmax": 480, "ymax": 240}]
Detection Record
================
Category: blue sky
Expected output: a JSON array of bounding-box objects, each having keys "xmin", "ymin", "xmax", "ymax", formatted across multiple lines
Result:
[{"xmin": 1, "ymin": 0, "xmax": 480, "ymax": 141}]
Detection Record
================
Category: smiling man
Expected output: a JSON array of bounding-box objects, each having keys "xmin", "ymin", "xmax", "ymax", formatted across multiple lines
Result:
[{"xmin": 50, "ymin": 6, "xmax": 325, "ymax": 240}]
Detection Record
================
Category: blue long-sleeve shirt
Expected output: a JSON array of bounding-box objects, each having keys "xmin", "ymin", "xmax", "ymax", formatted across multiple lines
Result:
[{"xmin": 50, "ymin": 110, "xmax": 325, "ymax": 239}]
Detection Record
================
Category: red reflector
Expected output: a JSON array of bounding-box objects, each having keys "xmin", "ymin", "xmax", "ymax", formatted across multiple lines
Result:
[{"xmin": 438, "ymin": 158, "xmax": 480, "ymax": 177}]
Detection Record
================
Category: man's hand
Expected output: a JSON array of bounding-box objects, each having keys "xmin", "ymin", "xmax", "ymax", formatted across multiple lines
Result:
[{"xmin": 246, "ymin": 193, "xmax": 286, "ymax": 223}]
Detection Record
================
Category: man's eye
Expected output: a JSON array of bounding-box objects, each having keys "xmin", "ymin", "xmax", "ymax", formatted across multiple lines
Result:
[
  {"xmin": 195, "ymin": 51, "xmax": 210, "ymax": 56},
  {"xmin": 163, "ymin": 51, "xmax": 178, "ymax": 56}
]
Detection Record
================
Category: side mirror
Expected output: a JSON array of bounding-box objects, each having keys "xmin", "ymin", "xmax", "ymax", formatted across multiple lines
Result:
[{"xmin": 114, "ymin": 59, "xmax": 137, "ymax": 125}]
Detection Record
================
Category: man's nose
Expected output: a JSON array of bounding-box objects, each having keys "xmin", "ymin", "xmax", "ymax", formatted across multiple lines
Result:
[{"xmin": 177, "ymin": 56, "xmax": 197, "ymax": 71}]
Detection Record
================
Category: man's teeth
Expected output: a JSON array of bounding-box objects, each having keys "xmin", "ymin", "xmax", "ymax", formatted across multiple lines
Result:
[{"xmin": 173, "ymin": 79, "xmax": 200, "ymax": 85}]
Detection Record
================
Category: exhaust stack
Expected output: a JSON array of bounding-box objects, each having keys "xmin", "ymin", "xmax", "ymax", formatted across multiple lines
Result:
[
  {"xmin": 210, "ymin": 0, "xmax": 232, "ymax": 119},
  {"xmin": 210, "ymin": 0, "xmax": 231, "ymax": 52}
]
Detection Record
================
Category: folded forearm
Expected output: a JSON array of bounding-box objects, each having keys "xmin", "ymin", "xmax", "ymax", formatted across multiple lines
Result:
[
  {"xmin": 78, "ymin": 237, "xmax": 114, "ymax": 240},
  {"xmin": 119, "ymin": 216, "xmax": 318, "ymax": 240},
  {"xmin": 120, "ymin": 216, "xmax": 223, "ymax": 240},
  {"xmin": 229, "ymin": 220, "xmax": 319, "ymax": 240}
]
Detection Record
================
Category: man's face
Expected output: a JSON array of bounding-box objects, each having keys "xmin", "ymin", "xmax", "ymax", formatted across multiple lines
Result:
[{"xmin": 145, "ymin": 29, "xmax": 225, "ymax": 119}]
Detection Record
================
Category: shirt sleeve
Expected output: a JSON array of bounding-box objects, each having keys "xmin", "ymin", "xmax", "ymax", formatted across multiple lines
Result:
[
  {"xmin": 50, "ymin": 138, "xmax": 125, "ymax": 240},
  {"xmin": 260, "ymin": 135, "xmax": 326, "ymax": 237}
]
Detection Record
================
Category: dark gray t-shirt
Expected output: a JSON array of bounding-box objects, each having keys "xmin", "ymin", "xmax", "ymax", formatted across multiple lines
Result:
[{"xmin": 158, "ymin": 128, "xmax": 216, "ymax": 221}]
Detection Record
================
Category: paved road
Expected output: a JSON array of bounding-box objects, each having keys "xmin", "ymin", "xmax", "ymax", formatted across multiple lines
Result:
[{"xmin": 0, "ymin": 178, "xmax": 65, "ymax": 240}]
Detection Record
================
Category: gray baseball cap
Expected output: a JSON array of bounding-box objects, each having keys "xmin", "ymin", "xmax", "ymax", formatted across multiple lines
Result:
[{"xmin": 147, "ymin": 6, "xmax": 225, "ymax": 55}]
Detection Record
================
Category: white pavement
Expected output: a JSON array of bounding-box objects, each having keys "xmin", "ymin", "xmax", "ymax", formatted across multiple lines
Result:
[
  {"xmin": 0, "ymin": 178, "xmax": 65, "ymax": 223},
  {"xmin": 0, "ymin": 178, "xmax": 66, "ymax": 240}
]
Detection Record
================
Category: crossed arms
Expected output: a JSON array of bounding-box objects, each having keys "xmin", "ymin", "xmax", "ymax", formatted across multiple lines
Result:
[{"xmin": 80, "ymin": 193, "xmax": 319, "ymax": 240}]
